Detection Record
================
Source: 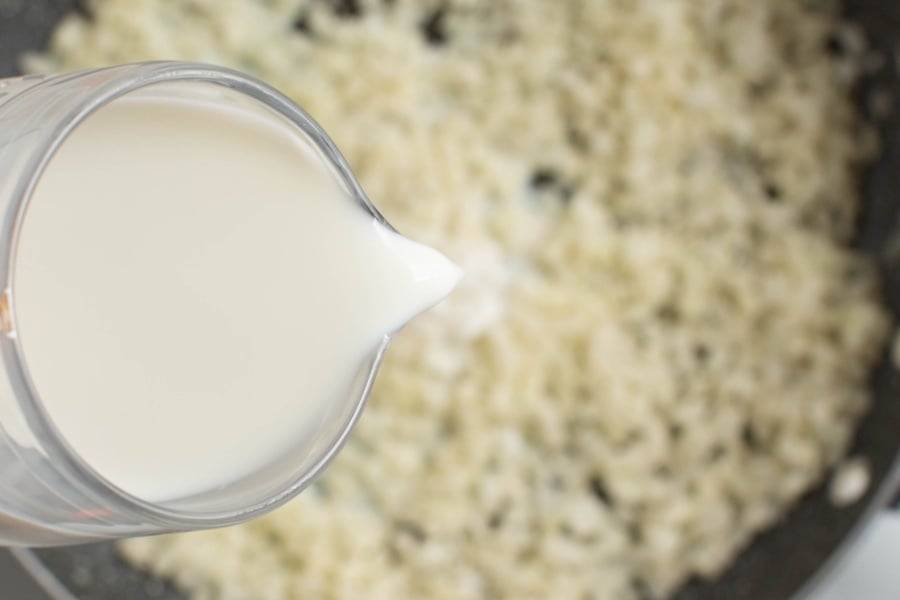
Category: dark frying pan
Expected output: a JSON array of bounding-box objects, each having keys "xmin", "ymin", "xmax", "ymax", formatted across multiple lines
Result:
[{"xmin": 3, "ymin": 1, "xmax": 900, "ymax": 599}]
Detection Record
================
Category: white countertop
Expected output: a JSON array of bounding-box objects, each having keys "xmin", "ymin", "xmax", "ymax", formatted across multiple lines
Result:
[{"xmin": 810, "ymin": 511, "xmax": 900, "ymax": 600}]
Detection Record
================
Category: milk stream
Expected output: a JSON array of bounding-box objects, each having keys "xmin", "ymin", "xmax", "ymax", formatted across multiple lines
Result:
[{"xmin": 12, "ymin": 94, "xmax": 461, "ymax": 501}]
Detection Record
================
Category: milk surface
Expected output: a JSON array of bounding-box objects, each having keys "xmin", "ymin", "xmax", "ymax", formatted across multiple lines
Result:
[{"xmin": 13, "ymin": 94, "xmax": 460, "ymax": 501}]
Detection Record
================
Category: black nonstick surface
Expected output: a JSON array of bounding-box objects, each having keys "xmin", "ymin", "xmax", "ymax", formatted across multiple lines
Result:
[{"xmin": 3, "ymin": 1, "xmax": 900, "ymax": 599}]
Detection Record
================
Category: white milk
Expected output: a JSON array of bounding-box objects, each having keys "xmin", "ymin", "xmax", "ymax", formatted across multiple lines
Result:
[{"xmin": 12, "ymin": 94, "xmax": 461, "ymax": 502}]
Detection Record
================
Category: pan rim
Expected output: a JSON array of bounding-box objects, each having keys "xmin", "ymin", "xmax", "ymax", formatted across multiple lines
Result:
[
  {"xmin": 789, "ymin": 450, "xmax": 900, "ymax": 599},
  {"xmin": 11, "ymin": 546, "xmax": 76, "ymax": 600}
]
